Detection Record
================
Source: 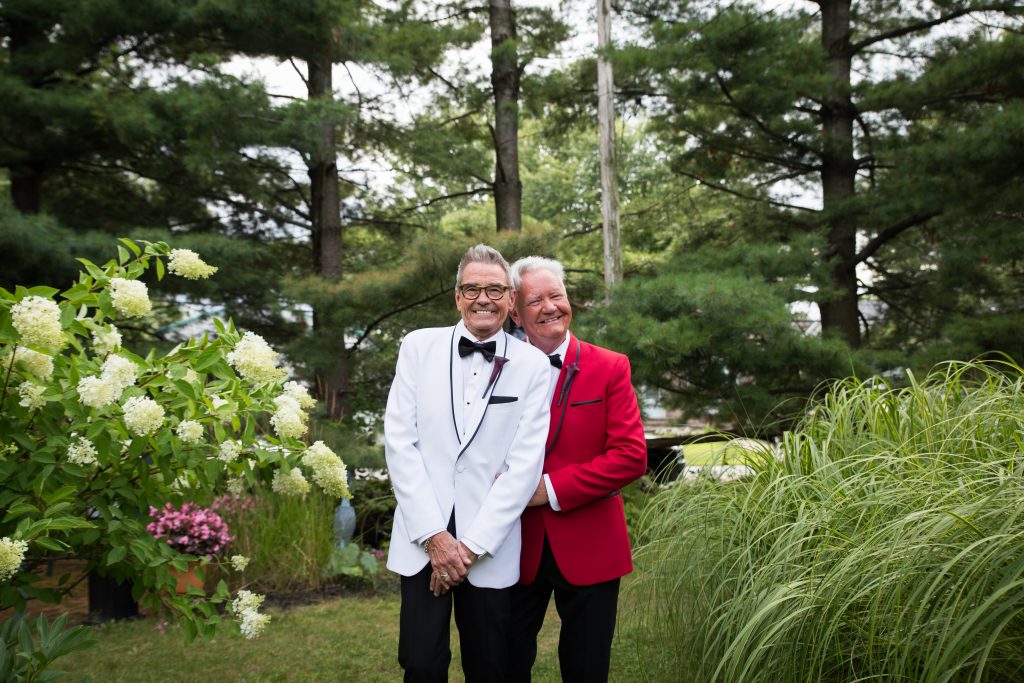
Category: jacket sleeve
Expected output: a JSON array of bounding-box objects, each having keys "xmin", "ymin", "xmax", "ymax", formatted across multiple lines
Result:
[
  {"xmin": 384, "ymin": 335, "xmax": 447, "ymax": 543},
  {"xmin": 547, "ymin": 354, "xmax": 647, "ymax": 512}
]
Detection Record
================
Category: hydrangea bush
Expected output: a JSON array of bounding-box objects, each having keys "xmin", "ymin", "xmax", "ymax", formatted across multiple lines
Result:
[{"xmin": 0, "ymin": 240, "xmax": 351, "ymax": 655}]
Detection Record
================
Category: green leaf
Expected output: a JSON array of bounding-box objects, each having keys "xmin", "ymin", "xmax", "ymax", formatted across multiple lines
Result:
[
  {"xmin": 118, "ymin": 238, "xmax": 141, "ymax": 257},
  {"xmin": 2, "ymin": 502, "xmax": 39, "ymax": 523},
  {"xmin": 106, "ymin": 545, "xmax": 127, "ymax": 566},
  {"xmin": 32, "ymin": 537, "xmax": 68, "ymax": 552},
  {"xmin": 117, "ymin": 246, "xmax": 131, "ymax": 265},
  {"xmin": 155, "ymin": 257, "xmax": 165, "ymax": 281}
]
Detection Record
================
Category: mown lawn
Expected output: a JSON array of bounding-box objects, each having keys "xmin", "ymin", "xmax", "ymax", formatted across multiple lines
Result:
[{"xmin": 59, "ymin": 586, "xmax": 662, "ymax": 682}]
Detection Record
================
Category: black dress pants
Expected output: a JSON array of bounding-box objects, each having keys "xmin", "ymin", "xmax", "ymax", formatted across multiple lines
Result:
[
  {"xmin": 507, "ymin": 537, "xmax": 620, "ymax": 683},
  {"xmin": 398, "ymin": 512, "xmax": 511, "ymax": 683}
]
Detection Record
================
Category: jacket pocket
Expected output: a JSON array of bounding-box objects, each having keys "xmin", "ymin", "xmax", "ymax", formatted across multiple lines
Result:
[{"xmin": 570, "ymin": 398, "xmax": 603, "ymax": 407}]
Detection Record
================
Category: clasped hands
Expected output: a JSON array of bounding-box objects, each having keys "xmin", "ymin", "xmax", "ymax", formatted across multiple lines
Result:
[{"xmin": 427, "ymin": 531, "xmax": 479, "ymax": 597}]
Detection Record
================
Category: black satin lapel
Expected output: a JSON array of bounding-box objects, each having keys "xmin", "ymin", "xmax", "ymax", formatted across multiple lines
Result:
[{"xmin": 449, "ymin": 327, "xmax": 461, "ymax": 444}]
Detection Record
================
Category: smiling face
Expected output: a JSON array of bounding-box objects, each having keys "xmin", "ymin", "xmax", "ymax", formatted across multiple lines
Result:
[
  {"xmin": 455, "ymin": 261, "xmax": 512, "ymax": 340},
  {"xmin": 511, "ymin": 267, "xmax": 572, "ymax": 355}
]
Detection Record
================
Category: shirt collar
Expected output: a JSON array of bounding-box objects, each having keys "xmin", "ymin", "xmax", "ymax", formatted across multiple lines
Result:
[
  {"xmin": 550, "ymin": 333, "xmax": 571, "ymax": 362},
  {"xmin": 454, "ymin": 320, "xmax": 505, "ymax": 345}
]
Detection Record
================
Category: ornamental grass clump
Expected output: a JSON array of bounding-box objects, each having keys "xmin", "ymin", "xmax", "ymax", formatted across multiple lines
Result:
[{"xmin": 630, "ymin": 360, "xmax": 1024, "ymax": 683}]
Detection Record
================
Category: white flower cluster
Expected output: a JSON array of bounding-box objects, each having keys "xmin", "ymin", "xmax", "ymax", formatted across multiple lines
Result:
[
  {"xmin": 301, "ymin": 441, "xmax": 351, "ymax": 499},
  {"xmin": 122, "ymin": 396, "xmax": 165, "ymax": 436},
  {"xmin": 167, "ymin": 249, "xmax": 218, "ymax": 280},
  {"xmin": 270, "ymin": 394, "xmax": 308, "ymax": 440},
  {"xmin": 282, "ymin": 381, "xmax": 317, "ymax": 410},
  {"xmin": 226, "ymin": 476, "xmax": 247, "ymax": 496},
  {"xmin": 175, "ymin": 420, "xmax": 204, "ymax": 444},
  {"xmin": 230, "ymin": 555, "xmax": 249, "ymax": 571},
  {"xmin": 67, "ymin": 436, "xmax": 99, "ymax": 466},
  {"xmin": 17, "ymin": 382, "xmax": 46, "ymax": 410},
  {"xmin": 218, "ymin": 439, "xmax": 242, "ymax": 463},
  {"xmin": 271, "ymin": 467, "xmax": 310, "ymax": 497},
  {"xmin": 232, "ymin": 590, "xmax": 271, "ymax": 639},
  {"xmin": 77, "ymin": 354, "xmax": 141, "ymax": 409},
  {"xmin": 5, "ymin": 347, "xmax": 54, "ymax": 380},
  {"xmin": 109, "ymin": 278, "xmax": 152, "ymax": 318},
  {"xmin": 0, "ymin": 537, "xmax": 28, "ymax": 582},
  {"xmin": 11, "ymin": 296, "xmax": 63, "ymax": 350},
  {"xmin": 226, "ymin": 332, "xmax": 284, "ymax": 383},
  {"xmin": 91, "ymin": 325, "xmax": 123, "ymax": 355}
]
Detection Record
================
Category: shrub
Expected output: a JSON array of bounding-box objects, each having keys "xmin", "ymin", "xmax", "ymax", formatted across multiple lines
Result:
[
  {"xmin": 0, "ymin": 240, "xmax": 351, "ymax": 670},
  {"xmin": 630, "ymin": 360, "xmax": 1024, "ymax": 682}
]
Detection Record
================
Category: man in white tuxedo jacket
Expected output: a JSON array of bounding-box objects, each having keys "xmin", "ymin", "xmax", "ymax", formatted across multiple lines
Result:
[{"xmin": 385, "ymin": 244, "xmax": 551, "ymax": 682}]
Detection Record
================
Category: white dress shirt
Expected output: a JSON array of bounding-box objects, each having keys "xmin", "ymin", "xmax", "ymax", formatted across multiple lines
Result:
[{"xmin": 542, "ymin": 333, "xmax": 570, "ymax": 511}]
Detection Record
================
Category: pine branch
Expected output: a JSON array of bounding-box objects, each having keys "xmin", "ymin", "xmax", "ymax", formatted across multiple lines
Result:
[{"xmin": 851, "ymin": 5, "xmax": 1021, "ymax": 54}]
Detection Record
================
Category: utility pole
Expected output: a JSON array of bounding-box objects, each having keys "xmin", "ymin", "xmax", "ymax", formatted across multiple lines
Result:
[{"xmin": 596, "ymin": 0, "xmax": 622, "ymax": 295}]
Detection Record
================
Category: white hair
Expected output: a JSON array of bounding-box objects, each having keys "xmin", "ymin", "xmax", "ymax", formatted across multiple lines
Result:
[{"xmin": 509, "ymin": 256, "xmax": 565, "ymax": 290}]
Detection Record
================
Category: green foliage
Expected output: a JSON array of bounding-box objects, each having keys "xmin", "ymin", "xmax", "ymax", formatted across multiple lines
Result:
[
  {"xmin": 350, "ymin": 477, "xmax": 395, "ymax": 550},
  {"xmin": 215, "ymin": 488, "xmax": 336, "ymax": 593},
  {"xmin": 630, "ymin": 359, "xmax": 1024, "ymax": 681},
  {"xmin": 0, "ymin": 613, "xmax": 94, "ymax": 683},
  {"xmin": 322, "ymin": 542, "xmax": 381, "ymax": 588},
  {"xmin": 0, "ymin": 240, "xmax": 350, "ymax": 673}
]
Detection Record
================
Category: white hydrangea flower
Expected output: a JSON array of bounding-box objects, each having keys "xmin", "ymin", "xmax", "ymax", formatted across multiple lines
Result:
[
  {"xmin": 91, "ymin": 325, "xmax": 123, "ymax": 355},
  {"xmin": 226, "ymin": 332, "xmax": 284, "ymax": 383},
  {"xmin": 230, "ymin": 555, "xmax": 249, "ymax": 572},
  {"xmin": 239, "ymin": 609, "xmax": 271, "ymax": 639},
  {"xmin": 209, "ymin": 394, "xmax": 229, "ymax": 410},
  {"xmin": 17, "ymin": 382, "xmax": 46, "ymax": 410},
  {"xmin": 175, "ymin": 420, "xmax": 204, "ymax": 444},
  {"xmin": 77, "ymin": 375, "xmax": 120, "ymax": 409},
  {"xmin": 226, "ymin": 476, "xmax": 247, "ymax": 496},
  {"xmin": 184, "ymin": 368, "xmax": 200, "ymax": 384},
  {"xmin": 100, "ymin": 355, "xmax": 139, "ymax": 391},
  {"xmin": 11, "ymin": 296, "xmax": 63, "ymax": 350},
  {"xmin": 218, "ymin": 439, "xmax": 242, "ymax": 463},
  {"xmin": 271, "ymin": 467, "xmax": 310, "ymax": 497},
  {"xmin": 282, "ymin": 381, "xmax": 317, "ymax": 410},
  {"xmin": 168, "ymin": 249, "xmax": 218, "ymax": 280},
  {"xmin": 301, "ymin": 441, "xmax": 351, "ymax": 499},
  {"xmin": 233, "ymin": 589, "xmax": 265, "ymax": 614},
  {"xmin": 5, "ymin": 347, "xmax": 54, "ymax": 380},
  {"xmin": 0, "ymin": 537, "xmax": 29, "ymax": 582},
  {"xmin": 109, "ymin": 278, "xmax": 152, "ymax": 318},
  {"xmin": 232, "ymin": 590, "xmax": 270, "ymax": 639},
  {"xmin": 270, "ymin": 394, "xmax": 307, "ymax": 440},
  {"xmin": 122, "ymin": 396, "xmax": 165, "ymax": 436},
  {"xmin": 67, "ymin": 436, "xmax": 99, "ymax": 466}
]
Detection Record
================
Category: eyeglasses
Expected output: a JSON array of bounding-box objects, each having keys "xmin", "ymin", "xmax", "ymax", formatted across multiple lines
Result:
[{"xmin": 458, "ymin": 284, "xmax": 510, "ymax": 301}]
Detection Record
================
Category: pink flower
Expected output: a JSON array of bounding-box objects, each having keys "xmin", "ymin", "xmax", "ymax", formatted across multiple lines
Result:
[{"xmin": 146, "ymin": 502, "xmax": 233, "ymax": 557}]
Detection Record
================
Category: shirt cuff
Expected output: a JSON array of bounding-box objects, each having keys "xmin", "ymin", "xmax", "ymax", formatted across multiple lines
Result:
[
  {"xmin": 416, "ymin": 529, "xmax": 445, "ymax": 547},
  {"xmin": 544, "ymin": 474, "xmax": 561, "ymax": 511},
  {"xmin": 461, "ymin": 538, "xmax": 487, "ymax": 557}
]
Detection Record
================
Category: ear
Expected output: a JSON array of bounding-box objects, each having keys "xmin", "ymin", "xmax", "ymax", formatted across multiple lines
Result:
[{"xmin": 509, "ymin": 302, "xmax": 522, "ymax": 327}]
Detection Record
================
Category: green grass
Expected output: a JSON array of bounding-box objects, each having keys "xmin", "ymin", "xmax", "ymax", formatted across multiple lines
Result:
[
  {"xmin": 630, "ymin": 360, "xmax": 1024, "ymax": 682},
  {"xmin": 59, "ymin": 588, "xmax": 655, "ymax": 682},
  {"xmin": 679, "ymin": 439, "xmax": 768, "ymax": 466}
]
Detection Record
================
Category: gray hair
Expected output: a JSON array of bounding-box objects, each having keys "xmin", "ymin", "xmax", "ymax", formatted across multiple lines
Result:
[
  {"xmin": 456, "ymin": 244, "xmax": 511, "ymax": 286},
  {"xmin": 509, "ymin": 256, "xmax": 566, "ymax": 290}
]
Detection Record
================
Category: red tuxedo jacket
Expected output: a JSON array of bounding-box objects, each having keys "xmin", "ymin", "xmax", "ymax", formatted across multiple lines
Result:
[{"xmin": 519, "ymin": 334, "xmax": 647, "ymax": 586}]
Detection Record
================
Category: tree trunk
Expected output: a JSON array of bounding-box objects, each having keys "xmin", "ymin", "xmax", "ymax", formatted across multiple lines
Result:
[
  {"xmin": 596, "ymin": 0, "xmax": 622, "ymax": 293},
  {"xmin": 10, "ymin": 164, "xmax": 43, "ymax": 214},
  {"xmin": 489, "ymin": 0, "xmax": 522, "ymax": 232},
  {"xmin": 818, "ymin": 0, "xmax": 860, "ymax": 348},
  {"xmin": 307, "ymin": 48, "xmax": 349, "ymax": 420}
]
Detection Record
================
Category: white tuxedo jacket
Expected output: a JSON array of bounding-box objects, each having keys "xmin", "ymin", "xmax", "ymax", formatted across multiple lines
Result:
[{"xmin": 384, "ymin": 322, "xmax": 551, "ymax": 588}]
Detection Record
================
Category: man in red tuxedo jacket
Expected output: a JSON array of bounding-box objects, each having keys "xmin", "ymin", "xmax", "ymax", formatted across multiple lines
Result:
[{"xmin": 507, "ymin": 256, "xmax": 647, "ymax": 682}]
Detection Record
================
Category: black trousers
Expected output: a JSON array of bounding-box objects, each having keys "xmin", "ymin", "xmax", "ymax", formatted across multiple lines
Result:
[
  {"xmin": 399, "ymin": 558, "xmax": 511, "ymax": 682},
  {"xmin": 507, "ymin": 538, "xmax": 621, "ymax": 683}
]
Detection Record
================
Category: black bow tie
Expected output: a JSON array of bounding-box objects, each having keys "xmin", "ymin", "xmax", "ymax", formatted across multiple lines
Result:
[
  {"xmin": 458, "ymin": 336, "xmax": 497, "ymax": 362},
  {"xmin": 548, "ymin": 354, "xmax": 562, "ymax": 369}
]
